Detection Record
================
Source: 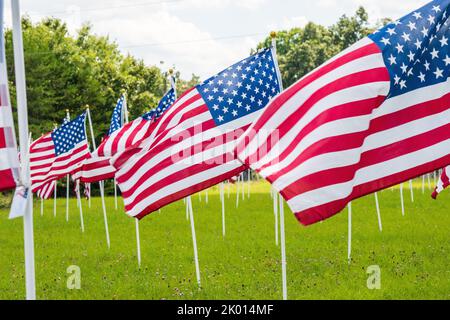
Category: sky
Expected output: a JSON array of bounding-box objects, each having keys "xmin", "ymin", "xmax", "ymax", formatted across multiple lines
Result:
[{"xmin": 3, "ymin": 0, "xmax": 430, "ymax": 79}]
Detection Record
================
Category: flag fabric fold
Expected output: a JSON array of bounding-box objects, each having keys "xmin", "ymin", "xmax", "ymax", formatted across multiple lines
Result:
[
  {"xmin": 236, "ymin": 0, "xmax": 450, "ymax": 226},
  {"xmin": 115, "ymin": 48, "xmax": 282, "ymax": 219}
]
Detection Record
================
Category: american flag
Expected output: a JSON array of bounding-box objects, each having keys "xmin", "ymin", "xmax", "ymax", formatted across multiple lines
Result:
[
  {"xmin": 115, "ymin": 48, "xmax": 281, "ymax": 218},
  {"xmin": 236, "ymin": 0, "xmax": 450, "ymax": 226},
  {"xmin": 432, "ymin": 168, "xmax": 449, "ymax": 198},
  {"xmin": 76, "ymin": 89, "xmax": 176, "ymax": 183},
  {"xmin": 0, "ymin": 1, "xmax": 20, "ymax": 192},
  {"xmin": 30, "ymin": 113, "xmax": 90, "ymax": 193}
]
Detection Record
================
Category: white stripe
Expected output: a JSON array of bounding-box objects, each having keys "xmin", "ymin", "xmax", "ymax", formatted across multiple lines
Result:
[
  {"xmin": 242, "ymin": 52, "xmax": 386, "ymax": 161},
  {"xmin": 0, "ymin": 107, "xmax": 13, "ymax": 127},
  {"xmin": 287, "ymin": 137, "xmax": 450, "ymax": 213}
]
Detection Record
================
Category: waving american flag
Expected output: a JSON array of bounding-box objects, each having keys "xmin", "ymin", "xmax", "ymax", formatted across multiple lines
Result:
[
  {"xmin": 115, "ymin": 48, "xmax": 281, "ymax": 219},
  {"xmin": 236, "ymin": 0, "xmax": 450, "ymax": 226},
  {"xmin": 30, "ymin": 113, "xmax": 90, "ymax": 193}
]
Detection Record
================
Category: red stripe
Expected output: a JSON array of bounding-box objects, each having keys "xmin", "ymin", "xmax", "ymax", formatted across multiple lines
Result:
[
  {"xmin": 295, "ymin": 153, "xmax": 450, "ymax": 226},
  {"xmin": 0, "ymin": 128, "xmax": 5, "ymax": 148}
]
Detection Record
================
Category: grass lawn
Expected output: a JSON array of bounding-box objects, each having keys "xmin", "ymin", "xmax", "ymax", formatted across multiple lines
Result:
[{"xmin": 0, "ymin": 180, "xmax": 449, "ymax": 300}]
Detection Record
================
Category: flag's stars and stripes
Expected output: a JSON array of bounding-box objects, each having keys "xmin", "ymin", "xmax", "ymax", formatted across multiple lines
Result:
[
  {"xmin": 107, "ymin": 95, "xmax": 125, "ymax": 136},
  {"xmin": 74, "ymin": 89, "xmax": 177, "ymax": 183},
  {"xmin": 236, "ymin": 0, "xmax": 450, "ymax": 226},
  {"xmin": 30, "ymin": 113, "xmax": 90, "ymax": 193},
  {"xmin": 114, "ymin": 48, "xmax": 281, "ymax": 219}
]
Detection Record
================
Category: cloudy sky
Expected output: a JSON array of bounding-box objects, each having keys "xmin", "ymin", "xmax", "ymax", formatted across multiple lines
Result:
[{"xmin": 4, "ymin": 0, "xmax": 430, "ymax": 79}]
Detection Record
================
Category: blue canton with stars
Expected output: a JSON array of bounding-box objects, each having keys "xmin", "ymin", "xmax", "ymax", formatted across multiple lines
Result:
[
  {"xmin": 107, "ymin": 95, "xmax": 125, "ymax": 136},
  {"xmin": 197, "ymin": 48, "xmax": 281, "ymax": 126},
  {"xmin": 142, "ymin": 87, "xmax": 176, "ymax": 121},
  {"xmin": 369, "ymin": 0, "xmax": 449, "ymax": 98},
  {"xmin": 51, "ymin": 113, "xmax": 87, "ymax": 156}
]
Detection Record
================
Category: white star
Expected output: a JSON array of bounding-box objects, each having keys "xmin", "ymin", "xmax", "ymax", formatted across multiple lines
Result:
[
  {"xmin": 444, "ymin": 55, "xmax": 450, "ymax": 66},
  {"xmin": 424, "ymin": 60, "xmax": 431, "ymax": 71},
  {"xmin": 430, "ymin": 48, "xmax": 440, "ymax": 59},
  {"xmin": 395, "ymin": 43, "xmax": 404, "ymax": 53},
  {"xmin": 407, "ymin": 51, "xmax": 415, "ymax": 62},
  {"xmin": 418, "ymin": 72, "xmax": 426, "ymax": 82},
  {"xmin": 388, "ymin": 54, "xmax": 397, "ymax": 65},
  {"xmin": 421, "ymin": 27, "xmax": 429, "ymax": 37},
  {"xmin": 400, "ymin": 63, "xmax": 408, "ymax": 74},
  {"xmin": 381, "ymin": 37, "xmax": 391, "ymax": 46},
  {"xmin": 399, "ymin": 80, "xmax": 407, "ymax": 89},
  {"xmin": 218, "ymin": 115, "xmax": 224, "ymax": 122},
  {"xmin": 428, "ymin": 15, "xmax": 435, "ymax": 25},
  {"xmin": 439, "ymin": 36, "xmax": 448, "ymax": 47},
  {"xmin": 232, "ymin": 110, "xmax": 238, "ymax": 117},
  {"xmin": 401, "ymin": 32, "xmax": 411, "ymax": 42},
  {"xmin": 414, "ymin": 39, "xmax": 422, "ymax": 49},
  {"xmin": 407, "ymin": 21, "xmax": 417, "ymax": 31},
  {"xmin": 394, "ymin": 74, "xmax": 401, "ymax": 85},
  {"xmin": 222, "ymin": 107, "xmax": 229, "ymax": 113},
  {"xmin": 434, "ymin": 67, "xmax": 444, "ymax": 79},
  {"xmin": 413, "ymin": 12, "xmax": 422, "ymax": 20},
  {"xmin": 386, "ymin": 27, "xmax": 396, "ymax": 36},
  {"xmin": 432, "ymin": 5, "xmax": 441, "ymax": 13}
]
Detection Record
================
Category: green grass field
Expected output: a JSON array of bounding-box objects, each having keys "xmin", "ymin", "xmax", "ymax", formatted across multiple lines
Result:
[{"xmin": 1, "ymin": 180, "xmax": 449, "ymax": 300}]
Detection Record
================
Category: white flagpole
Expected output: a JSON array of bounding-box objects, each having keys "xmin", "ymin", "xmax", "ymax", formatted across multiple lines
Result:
[
  {"xmin": 40, "ymin": 198, "xmax": 43, "ymax": 216},
  {"xmin": 65, "ymin": 110, "xmax": 70, "ymax": 222},
  {"xmin": 53, "ymin": 180, "xmax": 57, "ymax": 217},
  {"xmin": 205, "ymin": 189, "xmax": 208, "ymax": 204},
  {"xmin": 135, "ymin": 219, "xmax": 141, "ymax": 267},
  {"xmin": 427, "ymin": 174, "xmax": 432, "ymax": 190},
  {"xmin": 235, "ymin": 175, "xmax": 240, "ymax": 208},
  {"xmin": 76, "ymin": 180, "xmax": 85, "ymax": 233},
  {"xmin": 241, "ymin": 174, "xmax": 245, "ymax": 201},
  {"xmin": 11, "ymin": 0, "xmax": 35, "ymax": 299},
  {"xmin": 123, "ymin": 93, "xmax": 141, "ymax": 266},
  {"xmin": 400, "ymin": 183, "xmax": 405, "ymax": 216},
  {"xmin": 188, "ymin": 196, "xmax": 201, "ymax": 287},
  {"xmin": 227, "ymin": 181, "xmax": 230, "ymax": 199},
  {"xmin": 347, "ymin": 202, "xmax": 352, "ymax": 264},
  {"xmin": 422, "ymin": 175, "xmax": 425, "ymax": 194},
  {"xmin": 272, "ymin": 31, "xmax": 287, "ymax": 300},
  {"xmin": 409, "ymin": 179, "xmax": 414, "ymax": 203},
  {"xmin": 87, "ymin": 107, "xmax": 111, "ymax": 248},
  {"xmin": 247, "ymin": 169, "xmax": 251, "ymax": 199},
  {"xmin": 374, "ymin": 192, "xmax": 382, "ymax": 232},
  {"xmin": 273, "ymin": 188, "xmax": 278, "ymax": 246},
  {"xmin": 114, "ymin": 179, "xmax": 118, "ymax": 210},
  {"xmin": 220, "ymin": 183, "xmax": 226, "ymax": 238}
]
